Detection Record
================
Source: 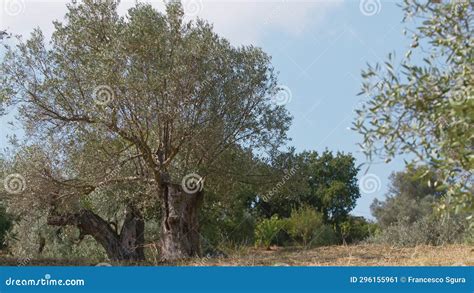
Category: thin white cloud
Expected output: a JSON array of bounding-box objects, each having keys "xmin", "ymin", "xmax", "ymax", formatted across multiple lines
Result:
[
  {"xmin": 194, "ymin": 0, "xmax": 343, "ymax": 45},
  {"xmin": 0, "ymin": 0, "xmax": 342, "ymax": 45}
]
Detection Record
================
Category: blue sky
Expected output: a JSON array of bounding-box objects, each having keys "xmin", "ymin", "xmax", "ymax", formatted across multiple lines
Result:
[{"xmin": 0, "ymin": 0, "xmax": 413, "ymax": 219}]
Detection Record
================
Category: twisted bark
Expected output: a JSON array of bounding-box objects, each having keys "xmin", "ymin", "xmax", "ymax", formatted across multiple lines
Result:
[{"xmin": 47, "ymin": 206, "xmax": 145, "ymax": 261}]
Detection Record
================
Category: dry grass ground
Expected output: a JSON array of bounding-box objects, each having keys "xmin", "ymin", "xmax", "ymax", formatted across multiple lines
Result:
[
  {"xmin": 178, "ymin": 244, "xmax": 474, "ymax": 266},
  {"xmin": 0, "ymin": 244, "xmax": 472, "ymax": 266}
]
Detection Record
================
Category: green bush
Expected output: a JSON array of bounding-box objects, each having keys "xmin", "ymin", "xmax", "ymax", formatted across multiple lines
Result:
[
  {"xmin": 286, "ymin": 205, "xmax": 324, "ymax": 246},
  {"xmin": 255, "ymin": 215, "xmax": 285, "ymax": 249},
  {"xmin": 366, "ymin": 213, "xmax": 468, "ymax": 246},
  {"xmin": 339, "ymin": 216, "xmax": 377, "ymax": 244},
  {"xmin": 310, "ymin": 224, "xmax": 338, "ymax": 247},
  {"xmin": 198, "ymin": 188, "xmax": 257, "ymax": 253},
  {"xmin": 369, "ymin": 166, "xmax": 471, "ymax": 247}
]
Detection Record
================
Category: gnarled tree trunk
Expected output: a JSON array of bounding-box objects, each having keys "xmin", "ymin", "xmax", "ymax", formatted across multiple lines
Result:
[
  {"xmin": 119, "ymin": 206, "xmax": 145, "ymax": 260},
  {"xmin": 47, "ymin": 205, "xmax": 145, "ymax": 261},
  {"xmin": 159, "ymin": 183, "xmax": 203, "ymax": 260}
]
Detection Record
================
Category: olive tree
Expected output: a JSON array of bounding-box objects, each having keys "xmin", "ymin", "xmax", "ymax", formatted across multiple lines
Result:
[
  {"xmin": 353, "ymin": 0, "xmax": 473, "ymax": 224},
  {"xmin": 0, "ymin": 0, "xmax": 290, "ymax": 260}
]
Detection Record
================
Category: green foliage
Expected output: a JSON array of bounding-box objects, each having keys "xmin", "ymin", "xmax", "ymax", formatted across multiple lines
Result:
[
  {"xmin": 371, "ymin": 166, "xmax": 444, "ymax": 228},
  {"xmin": 200, "ymin": 189, "xmax": 256, "ymax": 250},
  {"xmin": 199, "ymin": 154, "xmax": 265, "ymax": 251},
  {"xmin": 339, "ymin": 216, "xmax": 377, "ymax": 244},
  {"xmin": 310, "ymin": 224, "xmax": 339, "ymax": 247},
  {"xmin": 353, "ymin": 0, "xmax": 473, "ymax": 224},
  {"xmin": 0, "ymin": 0, "xmax": 291, "ymax": 259},
  {"xmin": 258, "ymin": 150, "xmax": 360, "ymax": 224},
  {"xmin": 370, "ymin": 166, "xmax": 470, "ymax": 246},
  {"xmin": 286, "ymin": 205, "xmax": 324, "ymax": 246},
  {"xmin": 255, "ymin": 215, "xmax": 286, "ymax": 249},
  {"xmin": 0, "ymin": 204, "xmax": 12, "ymax": 249},
  {"xmin": 367, "ymin": 213, "xmax": 469, "ymax": 247}
]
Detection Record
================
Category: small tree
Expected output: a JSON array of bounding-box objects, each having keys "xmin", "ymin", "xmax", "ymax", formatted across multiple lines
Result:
[
  {"xmin": 286, "ymin": 205, "xmax": 324, "ymax": 247},
  {"xmin": 255, "ymin": 215, "xmax": 285, "ymax": 250}
]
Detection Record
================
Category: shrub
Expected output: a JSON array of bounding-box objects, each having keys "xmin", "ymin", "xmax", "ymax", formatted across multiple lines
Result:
[
  {"xmin": 286, "ymin": 205, "xmax": 324, "ymax": 246},
  {"xmin": 368, "ymin": 166, "xmax": 471, "ymax": 246},
  {"xmin": 366, "ymin": 213, "xmax": 468, "ymax": 246},
  {"xmin": 310, "ymin": 224, "xmax": 338, "ymax": 247},
  {"xmin": 200, "ymin": 189, "xmax": 256, "ymax": 250},
  {"xmin": 340, "ymin": 216, "xmax": 377, "ymax": 244},
  {"xmin": 255, "ymin": 215, "xmax": 285, "ymax": 249}
]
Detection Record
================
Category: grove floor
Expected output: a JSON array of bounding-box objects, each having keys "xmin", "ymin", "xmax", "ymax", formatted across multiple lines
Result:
[
  {"xmin": 178, "ymin": 244, "xmax": 474, "ymax": 266},
  {"xmin": 1, "ymin": 244, "xmax": 472, "ymax": 266}
]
